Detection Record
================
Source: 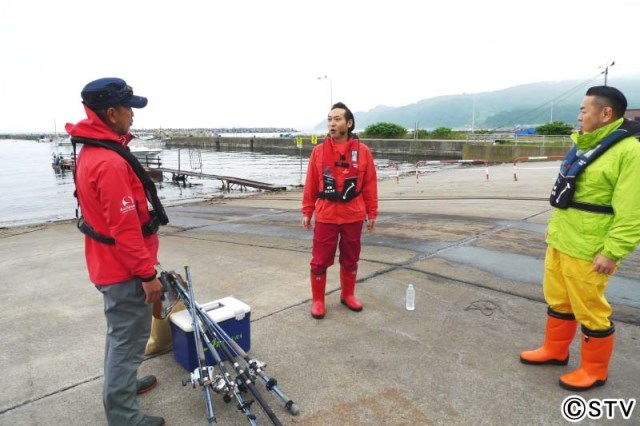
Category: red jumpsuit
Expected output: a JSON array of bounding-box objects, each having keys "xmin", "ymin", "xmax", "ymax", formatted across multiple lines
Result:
[{"xmin": 302, "ymin": 136, "xmax": 378, "ymax": 274}]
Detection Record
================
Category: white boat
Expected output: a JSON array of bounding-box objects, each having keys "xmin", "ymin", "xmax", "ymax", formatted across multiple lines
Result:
[
  {"xmin": 39, "ymin": 135, "xmax": 68, "ymax": 144},
  {"xmin": 40, "ymin": 121, "xmax": 68, "ymax": 144},
  {"xmin": 132, "ymin": 132, "xmax": 161, "ymax": 143},
  {"xmin": 129, "ymin": 145, "xmax": 163, "ymax": 158}
]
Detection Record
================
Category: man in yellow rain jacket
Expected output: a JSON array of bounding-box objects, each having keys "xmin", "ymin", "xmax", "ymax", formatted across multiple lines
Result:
[{"xmin": 520, "ymin": 86, "xmax": 640, "ymax": 391}]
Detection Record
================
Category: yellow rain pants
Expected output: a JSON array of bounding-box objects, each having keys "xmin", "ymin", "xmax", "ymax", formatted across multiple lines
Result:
[{"xmin": 543, "ymin": 246, "xmax": 612, "ymax": 331}]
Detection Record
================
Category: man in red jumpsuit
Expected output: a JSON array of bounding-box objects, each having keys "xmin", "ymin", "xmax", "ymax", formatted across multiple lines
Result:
[
  {"xmin": 66, "ymin": 78, "xmax": 165, "ymax": 425},
  {"xmin": 301, "ymin": 102, "xmax": 378, "ymax": 319}
]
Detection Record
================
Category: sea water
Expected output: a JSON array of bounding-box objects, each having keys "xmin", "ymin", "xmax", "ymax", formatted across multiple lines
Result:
[{"xmin": 0, "ymin": 139, "xmax": 406, "ymax": 228}]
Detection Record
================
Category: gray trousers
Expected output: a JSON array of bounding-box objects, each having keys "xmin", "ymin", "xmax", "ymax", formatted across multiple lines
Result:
[{"xmin": 97, "ymin": 278, "xmax": 152, "ymax": 425}]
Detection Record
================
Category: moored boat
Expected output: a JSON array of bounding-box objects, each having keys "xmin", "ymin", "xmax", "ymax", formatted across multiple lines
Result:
[{"xmin": 129, "ymin": 145, "xmax": 163, "ymax": 158}]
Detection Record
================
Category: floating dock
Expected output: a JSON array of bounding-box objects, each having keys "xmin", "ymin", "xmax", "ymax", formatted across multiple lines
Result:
[
  {"xmin": 154, "ymin": 167, "xmax": 287, "ymax": 192},
  {"xmin": 51, "ymin": 160, "xmax": 75, "ymax": 172},
  {"xmin": 51, "ymin": 160, "xmax": 286, "ymax": 192},
  {"xmin": 51, "ymin": 161, "xmax": 163, "ymax": 183}
]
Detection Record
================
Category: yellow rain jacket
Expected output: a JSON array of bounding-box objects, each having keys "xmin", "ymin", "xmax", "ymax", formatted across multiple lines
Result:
[{"xmin": 546, "ymin": 118, "xmax": 640, "ymax": 262}]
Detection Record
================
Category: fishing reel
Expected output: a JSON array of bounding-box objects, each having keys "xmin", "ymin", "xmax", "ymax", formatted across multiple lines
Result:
[
  {"xmin": 183, "ymin": 366, "xmax": 217, "ymax": 388},
  {"xmin": 211, "ymin": 375, "xmax": 231, "ymax": 394},
  {"xmin": 248, "ymin": 358, "xmax": 267, "ymax": 375},
  {"xmin": 184, "ymin": 367, "xmax": 234, "ymax": 397}
]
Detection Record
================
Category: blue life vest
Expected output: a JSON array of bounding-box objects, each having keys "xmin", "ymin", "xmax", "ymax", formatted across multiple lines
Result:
[{"xmin": 550, "ymin": 120, "xmax": 640, "ymax": 214}]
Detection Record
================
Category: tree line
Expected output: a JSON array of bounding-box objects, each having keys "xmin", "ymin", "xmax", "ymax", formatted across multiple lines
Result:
[{"xmin": 361, "ymin": 121, "xmax": 574, "ymax": 139}]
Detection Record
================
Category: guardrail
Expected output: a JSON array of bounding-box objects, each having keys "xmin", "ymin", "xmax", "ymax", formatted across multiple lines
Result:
[
  {"xmin": 512, "ymin": 156, "xmax": 564, "ymax": 181},
  {"xmin": 416, "ymin": 159, "xmax": 490, "ymax": 181},
  {"xmin": 389, "ymin": 162, "xmax": 401, "ymax": 184},
  {"xmin": 375, "ymin": 162, "xmax": 401, "ymax": 183}
]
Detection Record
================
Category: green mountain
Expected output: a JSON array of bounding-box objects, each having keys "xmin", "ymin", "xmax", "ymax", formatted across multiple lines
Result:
[{"xmin": 338, "ymin": 76, "xmax": 640, "ymax": 131}]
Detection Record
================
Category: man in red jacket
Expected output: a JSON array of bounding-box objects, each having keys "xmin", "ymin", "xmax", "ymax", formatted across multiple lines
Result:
[
  {"xmin": 66, "ymin": 78, "xmax": 165, "ymax": 426},
  {"xmin": 302, "ymin": 102, "xmax": 378, "ymax": 319}
]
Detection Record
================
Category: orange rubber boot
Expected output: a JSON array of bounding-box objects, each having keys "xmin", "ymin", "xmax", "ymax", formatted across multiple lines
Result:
[
  {"xmin": 310, "ymin": 273, "xmax": 326, "ymax": 319},
  {"xmin": 559, "ymin": 325, "xmax": 615, "ymax": 391},
  {"xmin": 520, "ymin": 309, "xmax": 577, "ymax": 365},
  {"xmin": 340, "ymin": 267, "xmax": 363, "ymax": 312}
]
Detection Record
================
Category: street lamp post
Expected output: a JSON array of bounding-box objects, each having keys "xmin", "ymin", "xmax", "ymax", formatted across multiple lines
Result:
[
  {"xmin": 317, "ymin": 75, "xmax": 333, "ymax": 107},
  {"xmin": 471, "ymin": 94, "xmax": 476, "ymax": 134},
  {"xmin": 601, "ymin": 61, "xmax": 615, "ymax": 86},
  {"xmin": 463, "ymin": 92, "xmax": 477, "ymax": 137}
]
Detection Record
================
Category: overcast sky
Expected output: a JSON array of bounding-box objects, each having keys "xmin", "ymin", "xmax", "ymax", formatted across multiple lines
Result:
[{"xmin": 2, "ymin": 0, "xmax": 639, "ymax": 133}]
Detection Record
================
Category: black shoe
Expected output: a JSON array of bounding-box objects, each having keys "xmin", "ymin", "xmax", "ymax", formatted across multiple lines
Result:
[
  {"xmin": 136, "ymin": 375, "xmax": 158, "ymax": 395},
  {"xmin": 138, "ymin": 415, "xmax": 165, "ymax": 426}
]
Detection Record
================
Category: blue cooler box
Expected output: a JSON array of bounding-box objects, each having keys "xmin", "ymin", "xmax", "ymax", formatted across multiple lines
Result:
[{"xmin": 169, "ymin": 297, "xmax": 251, "ymax": 371}]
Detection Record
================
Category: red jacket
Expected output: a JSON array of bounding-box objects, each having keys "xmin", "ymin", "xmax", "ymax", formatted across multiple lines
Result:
[
  {"xmin": 302, "ymin": 137, "xmax": 378, "ymax": 224},
  {"xmin": 65, "ymin": 107, "xmax": 159, "ymax": 285}
]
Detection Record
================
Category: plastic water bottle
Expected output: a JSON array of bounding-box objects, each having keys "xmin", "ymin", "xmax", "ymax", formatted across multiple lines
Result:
[{"xmin": 406, "ymin": 284, "xmax": 415, "ymax": 311}]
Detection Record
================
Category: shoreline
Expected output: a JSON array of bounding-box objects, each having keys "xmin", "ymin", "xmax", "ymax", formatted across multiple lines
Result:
[
  {"xmin": 1, "ymin": 170, "xmax": 402, "ymax": 231},
  {"xmin": 0, "ymin": 189, "xmax": 287, "ymax": 231}
]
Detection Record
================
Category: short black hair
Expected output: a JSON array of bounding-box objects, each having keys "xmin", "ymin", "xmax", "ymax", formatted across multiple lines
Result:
[
  {"xmin": 331, "ymin": 102, "xmax": 355, "ymax": 134},
  {"xmin": 585, "ymin": 86, "xmax": 627, "ymax": 119}
]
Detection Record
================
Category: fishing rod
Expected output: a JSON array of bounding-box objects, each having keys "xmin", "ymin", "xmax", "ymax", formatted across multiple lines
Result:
[
  {"xmin": 177, "ymin": 269, "xmax": 259, "ymax": 425},
  {"xmin": 165, "ymin": 270, "xmax": 286, "ymax": 425},
  {"xmin": 195, "ymin": 321, "xmax": 258, "ymax": 426},
  {"xmin": 197, "ymin": 311, "xmax": 283, "ymax": 426},
  {"xmin": 195, "ymin": 305, "xmax": 299, "ymax": 416},
  {"xmin": 184, "ymin": 265, "xmax": 217, "ymax": 424}
]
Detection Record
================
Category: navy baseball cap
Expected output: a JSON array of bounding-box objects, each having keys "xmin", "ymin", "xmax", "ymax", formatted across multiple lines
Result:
[{"xmin": 81, "ymin": 77, "xmax": 148, "ymax": 110}]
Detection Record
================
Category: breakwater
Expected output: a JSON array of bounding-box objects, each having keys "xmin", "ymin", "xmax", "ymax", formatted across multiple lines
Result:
[
  {"xmin": 165, "ymin": 136, "xmax": 464, "ymax": 160},
  {"xmin": 463, "ymin": 144, "xmax": 569, "ymax": 163},
  {"xmin": 165, "ymin": 136, "xmax": 569, "ymax": 162}
]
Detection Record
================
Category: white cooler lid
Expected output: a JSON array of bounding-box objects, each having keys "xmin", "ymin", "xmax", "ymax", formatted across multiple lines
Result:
[{"xmin": 169, "ymin": 296, "xmax": 251, "ymax": 332}]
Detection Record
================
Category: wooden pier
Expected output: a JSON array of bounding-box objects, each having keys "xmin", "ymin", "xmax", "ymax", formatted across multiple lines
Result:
[
  {"xmin": 51, "ymin": 158, "xmax": 286, "ymax": 192},
  {"xmin": 154, "ymin": 167, "xmax": 287, "ymax": 192}
]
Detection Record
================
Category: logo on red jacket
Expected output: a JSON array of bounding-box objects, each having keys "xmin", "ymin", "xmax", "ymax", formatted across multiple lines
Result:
[
  {"xmin": 120, "ymin": 195, "xmax": 136, "ymax": 214},
  {"xmin": 351, "ymin": 150, "xmax": 359, "ymax": 168}
]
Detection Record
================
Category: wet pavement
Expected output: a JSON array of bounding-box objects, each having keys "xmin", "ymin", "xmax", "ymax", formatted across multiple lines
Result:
[{"xmin": 0, "ymin": 162, "xmax": 638, "ymax": 425}]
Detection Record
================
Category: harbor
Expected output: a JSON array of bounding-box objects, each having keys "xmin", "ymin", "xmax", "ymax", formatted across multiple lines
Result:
[
  {"xmin": 1, "ymin": 138, "xmax": 460, "ymax": 228},
  {"xmin": 1, "ymin": 161, "xmax": 638, "ymax": 425},
  {"xmin": 0, "ymin": 140, "xmax": 314, "ymax": 228},
  {"xmin": 2, "ymin": 2, "xmax": 639, "ymax": 422}
]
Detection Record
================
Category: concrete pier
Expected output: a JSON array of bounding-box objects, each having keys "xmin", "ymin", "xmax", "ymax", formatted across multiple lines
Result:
[{"xmin": 1, "ymin": 161, "xmax": 638, "ymax": 425}]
